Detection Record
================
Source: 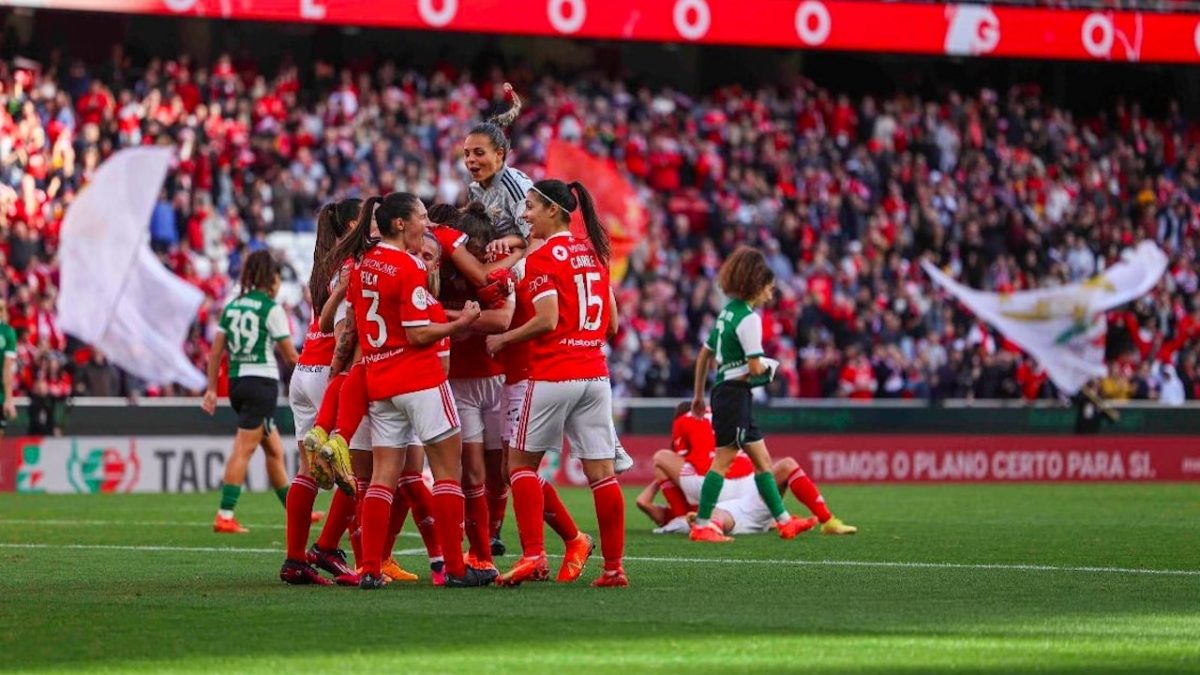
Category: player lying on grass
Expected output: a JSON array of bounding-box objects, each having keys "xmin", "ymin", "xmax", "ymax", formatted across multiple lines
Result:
[
  {"xmin": 636, "ymin": 402, "xmax": 856, "ymax": 535},
  {"xmin": 693, "ymin": 458, "xmax": 856, "ymax": 538}
]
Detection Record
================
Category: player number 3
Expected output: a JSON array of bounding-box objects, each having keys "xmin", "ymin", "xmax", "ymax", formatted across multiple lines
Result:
[
  {"xmin": 574, "ymin": 272, "xmax": 603, "ymax": 332},
  {"xmin": 362, "ymin": 289, "xmax": 388, "ymax": 348}
]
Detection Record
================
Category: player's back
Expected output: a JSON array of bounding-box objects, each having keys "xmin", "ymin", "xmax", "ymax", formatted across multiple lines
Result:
[
  {"xmin": 524, "ymin": 232, "xmax": 609, "ymax": 381},
  {"xmin": 348, "ymin": 243, "xmax": 443, "ymax": 399}
]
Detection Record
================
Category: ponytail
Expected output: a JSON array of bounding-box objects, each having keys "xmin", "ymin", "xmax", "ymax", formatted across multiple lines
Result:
[
  {"xmin": 531, "ymin": 178, "xmax": 611, "ymax": 267},
  {"xmin": 310, "ymin": 198, "xmax": 361, "ymax": 314},
  {"xmin": 329, "ymin": 196, "xmax": 380, "ymax": 265},
  {"xmin": 569, "ymin": 181, "xmax": 610, "ymax": 267},
  {"xmin": 467, "ymin": 83, "xmax": 523, "ymax": 163}
]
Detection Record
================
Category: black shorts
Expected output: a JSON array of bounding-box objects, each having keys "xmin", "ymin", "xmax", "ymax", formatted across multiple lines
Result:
[
  {"xmin": 229, "ymin": 376, "xmax": 278, "ymax": 433},
  {"xmin": 711, "ymin": 380, "xmax": 762, "ymax": 449}
]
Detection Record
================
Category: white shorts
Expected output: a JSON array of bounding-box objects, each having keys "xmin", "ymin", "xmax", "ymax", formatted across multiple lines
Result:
[
  {"xmin": 718, "ymin": 493, "xmax": 774, "ymax": 535},
  {"xmin": 514, "ymin": 379, "xmax": 614, "ymax": 461},
  {"xmin": 502, "ymin": 379, "xmax": 528, "ymax": 444},
  {"xmin": 369, "ymin": 381, "xmax": 460, "ymax": 449},
  {"xmin": 679, "ymin": 470, "xmax": 757, "ymax": 504},
  {"xmin": 288, "ymin": 365, "xmax": 330, "ymax": 444},
  {"xmin": 450, "ymin": 376, "xmax": 504, "ymax": 449},
  {"xmin": 347, "ymin": 422, "xmax": 372, "ymax": 452}
]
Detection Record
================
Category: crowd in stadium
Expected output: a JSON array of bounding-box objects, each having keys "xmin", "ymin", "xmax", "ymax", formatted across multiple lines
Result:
[{"xmin": 2, "ymin": 46, "xmax": 1199, "ymax": 411}]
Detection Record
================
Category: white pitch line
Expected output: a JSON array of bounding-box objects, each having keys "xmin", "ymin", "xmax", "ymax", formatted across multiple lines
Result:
[{"xmin": 1, "ymin": 542, "xmax": 1196, "ymax": 577}]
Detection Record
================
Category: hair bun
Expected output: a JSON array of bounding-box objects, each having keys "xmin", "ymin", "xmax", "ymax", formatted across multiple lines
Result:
[{"xmin": 463, "ymin": 201, "xmax": 489, "ymax": 219}]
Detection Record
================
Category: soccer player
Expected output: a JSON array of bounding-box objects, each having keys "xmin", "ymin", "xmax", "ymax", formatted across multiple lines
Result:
[
  {"xmin": 463, "ymin": 83, "xmax": 533, "ymax": 251},
  {"xmin": 202, "ymin": 251, "xmax": 298, "ymax": 534},
  {"xmin": 339, "ymin": 191, "xmax": 493, "ymax": 589},
  {"xmin": 689, "ymin": 247, "xmax": 814, "ymax": 543},
  {"xmin": 280, "ymin": 199, "xmax": 359, "ymax": 586},
  {"xmin": 699, "ymin": 458, "xmax": 857, "ymax": 537},
  {"xmin": 486, "ymin": 179, "xmax": 625, "ymax": 588},
  {"xmin": 639, "ymin": 402, "xmax": 856, "ymax": 535},
  {"xmin": 0, "ymin": 298, "xmax": 18, "ymax": 435},
  {"xmin": 635, "ymin": 402, "xmax": 756, "ymax": 532}
]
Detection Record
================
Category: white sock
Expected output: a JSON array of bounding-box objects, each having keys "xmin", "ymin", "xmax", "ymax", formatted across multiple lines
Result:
[
  {"xmin": 218, "ymin": 509, "xmax": 234, "ymax": 519},
  {"xmin": 776, "ymin": 513, "xmax": 792, "ymax": 525}
]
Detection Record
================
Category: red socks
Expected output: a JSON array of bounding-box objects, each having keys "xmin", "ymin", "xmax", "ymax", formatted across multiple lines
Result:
[
  {"xmin": 335, "ymin": 365, "xmax": 368, "ymax": 441},
  {"xmin": 359, "ymin": 484, "xmax": 394, "ymax": 577},
  {"xmin": 316, "ymin": 482, "xmax": 357, "ymax": 552},
  {"xmin": 314, "ymin": 371, "xmax": 347, "ymax": 432},
  {"xmin": 463, "ymin": 483, "xmax": 492, "ymax": 563},
  {"xmin": 540, "ymin": 477, "xmax": 579, "ymax": 542},
  {"xmin": 787, "ymin": 467, "xmax": 832, "ymax": 522},
  {"xmin": 590, "ymin": 476, "xmax": 625, "ymax": 572},
  {"xmin": 285, "ymin": 475, "xmax": 318, "ymax": 561},
  {"xmin": 509, "ymin": 468, "xmax": 545, "ymax": 558},
  {"xmin": 659, "ymin": 479, "xmax": 691, "ymax": 518},
  {"xmin": 487, "ymin": 485, "xmax": 509, "ymax": 539},
  {"xmin": 431, "ymin": 479, "xmax": 467, "ymax": 578},
  {"xmin": 383, "ymin": 482, "xmax": 412, "ymax": 560},
  {"xmin": 401, "ymin": 473, "xmax": 442, "ymax": 562}
]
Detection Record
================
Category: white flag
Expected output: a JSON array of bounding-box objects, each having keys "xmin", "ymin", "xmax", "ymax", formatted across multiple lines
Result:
[
  {"xmin": 58, "ymin": 147, "xmax": 206, "ymax": 391},
  {"xmin": 922, "ymin": 242, "xmax": 1168, "ymax": 395}
]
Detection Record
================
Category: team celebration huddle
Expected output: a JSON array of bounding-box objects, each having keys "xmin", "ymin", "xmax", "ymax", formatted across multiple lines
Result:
[{"xmin": 199, "ymin": 86, "xmax": 854, "ymax": 591}]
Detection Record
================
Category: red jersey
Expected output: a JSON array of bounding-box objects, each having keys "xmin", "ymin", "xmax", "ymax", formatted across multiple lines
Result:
[
  {"xmin": 502, "ymin": 261, "xmax": 532, "ymax": 384},
  {"xmin": 348, "ymin": 243, "xmax": 445, "ymax": 400},
  {"xmin": 296, "ymin": 267, "xmax": 345, "ymax": 367},
  {"xmin": 524, "ymin": 232, "xmax": 610, "ymax": 381},
  {"xmin": 437, "ymin": 236, "xmax": 503, "ymax": 380},
  {"xmin": 430, "ymin": 224, "xmax": 468, "ymax": 265},
  {"xmin": 429, "ymin": 300, "xmax": 451, "ymax": 360},
  {"xmin": 672, "ymin": 411, "xmax": 753, "ymax": 478}
]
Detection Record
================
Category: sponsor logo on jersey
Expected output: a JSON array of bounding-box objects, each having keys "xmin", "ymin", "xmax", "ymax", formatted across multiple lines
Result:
[{"xmin": 552, "ymin": 246, "xmax": 569, "ymax": 261}]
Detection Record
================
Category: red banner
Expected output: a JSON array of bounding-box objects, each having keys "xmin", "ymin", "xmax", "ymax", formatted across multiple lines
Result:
[
  {"xmin": 18, "ymin": 0, "xmax": 1200, "ymax": 63},
  {"xmin": 544, "ymin": 140, "xmax": 647, "ymax": 281},
  {"xmin": 586, "ymin": 434, "xmax": 1200, "ymax": 485}
]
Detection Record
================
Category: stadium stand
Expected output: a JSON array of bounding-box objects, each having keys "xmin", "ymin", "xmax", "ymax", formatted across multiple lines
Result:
[{"xmin": 1, "ymin": 48, "xmax": 1198, "ymax": 401}]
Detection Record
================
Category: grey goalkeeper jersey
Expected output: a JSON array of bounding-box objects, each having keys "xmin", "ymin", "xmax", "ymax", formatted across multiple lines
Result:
[{"xmin": 468, "ymin": 166, "xmax": 533, "ymax": 239}]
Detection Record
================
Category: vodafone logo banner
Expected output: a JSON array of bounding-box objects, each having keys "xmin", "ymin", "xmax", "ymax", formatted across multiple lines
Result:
[{"xmin": 19, "ymin": 0, "xmax": 1200, "ymax": 63}]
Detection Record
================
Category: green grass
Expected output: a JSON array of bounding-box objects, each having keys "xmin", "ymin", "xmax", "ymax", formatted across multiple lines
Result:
[{"xmin": 1, "ymin": 485, "xmax": 1199, "ymax": 673}]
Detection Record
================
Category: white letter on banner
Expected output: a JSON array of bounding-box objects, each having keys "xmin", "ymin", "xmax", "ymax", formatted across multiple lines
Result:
[
  {"xmin": 418, "ymin": 0, "xmax": 458, "ymax": 27},
  {"xmin": 674, "ymin": 0, "xmax": 711, "ymax": 41},
  {"xmin": 548, "ymin": 0, "xmax": 586, "ymax": 34},
  {"xmin": 795, "ymin": 1, "xmax": 831, "ymax": 46},
  {"xmin": 1081, "ymin": 13, "xmax": 1114, "ymax": 59},
  {"xmin": 300, "ymin": 0, "xmax": 327, "ymax": 20},
  {"xmin": 163, "ymin": 0, "xmax": 197, "ymax": 12}
]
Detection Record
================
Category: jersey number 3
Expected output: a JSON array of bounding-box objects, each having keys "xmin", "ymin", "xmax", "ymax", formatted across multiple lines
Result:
[
  {"xmin": 574, "ymin": 272, "xmax": 603, "ymax": 332},
  {"xmin": 362, "ymin": 290, "xmax": 388, "ymax": 348}
]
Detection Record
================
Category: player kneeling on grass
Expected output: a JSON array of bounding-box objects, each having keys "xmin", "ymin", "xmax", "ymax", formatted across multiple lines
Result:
[
  {"xmin": 638, "ymin": 402, "xmax": 855, "ymax": 536},
  {"xmin": 690, "ymin": 247, "xmax": 816, "ymax": 543},
  {"xmin": 696, "ymin": 459, "xmax": 856, "ymax": 537},
  {"xmin": 202, "ymin": 251, "xmax": 298, "ymax": 534}
]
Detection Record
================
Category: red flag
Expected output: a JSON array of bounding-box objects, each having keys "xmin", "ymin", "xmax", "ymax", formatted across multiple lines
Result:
[{"xmin": 544, "ymin": 140, "xmax": 647, "ymax": 281}]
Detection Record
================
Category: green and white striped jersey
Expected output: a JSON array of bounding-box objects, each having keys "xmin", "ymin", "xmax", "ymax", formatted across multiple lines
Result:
[
  {"xmin": 217, "ymin": 290, "xmax": 290, "ymax": 380},
  {"xmin": 704, "ymin": 299, "xmax": 764, "ymax": 384}
]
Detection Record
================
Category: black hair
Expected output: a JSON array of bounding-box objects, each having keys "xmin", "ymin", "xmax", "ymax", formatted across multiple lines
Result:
[
  {"xmin": 466, "ymin": 86, "xmax": 522, "ymax": 163},
  {"xmin": 310, "ymin": 198, "xmax": 361, "ymax": 315},
  {"xmin": 329, "ymin": 192, "xmax": 423, "ymax": 263},
  {"xmin": 530, "ymin": 179, "xmax": 611, "ymax": 267},
  {"xmin": 429, "ymin": 201, "xmax": 496, "ymax": 258},
  {"xmin": 239, "ymin": 250, "xmax": 281, "ymax": 295}
]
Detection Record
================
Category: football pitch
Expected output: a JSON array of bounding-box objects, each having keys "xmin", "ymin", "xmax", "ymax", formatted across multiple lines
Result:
[{"xmin": 1, "ymin": 484, "xmax": 1198, "ymax": 673}]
